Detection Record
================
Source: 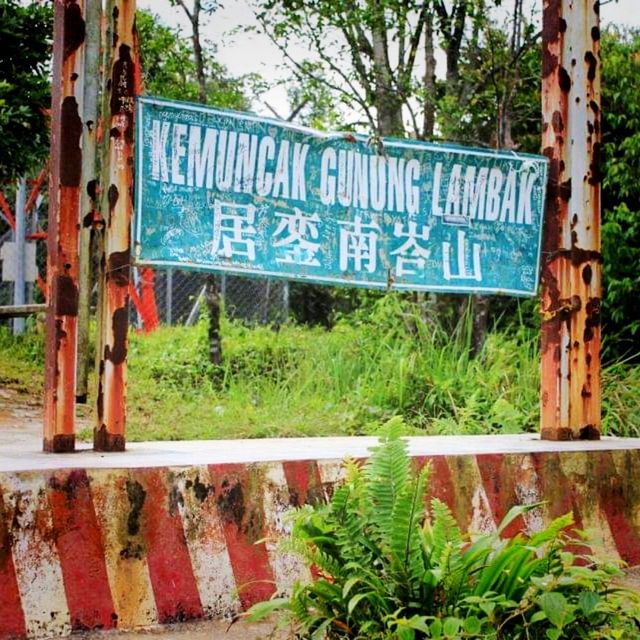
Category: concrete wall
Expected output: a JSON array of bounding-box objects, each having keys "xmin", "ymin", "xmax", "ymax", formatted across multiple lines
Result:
[{"xmin": 1, "ymin": 449, "xmax": 640, "ymax": 639}]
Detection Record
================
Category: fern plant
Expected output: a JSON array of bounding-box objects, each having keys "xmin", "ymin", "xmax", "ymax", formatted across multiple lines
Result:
[{"xmin": 248, "ymin": 426, "xmax": 640, "ymax": 639}]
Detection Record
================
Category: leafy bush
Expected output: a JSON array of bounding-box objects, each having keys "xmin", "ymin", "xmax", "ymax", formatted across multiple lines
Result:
[{"xmin": 249, "ymin": 427, "xmax": 640, "ymax": 639}]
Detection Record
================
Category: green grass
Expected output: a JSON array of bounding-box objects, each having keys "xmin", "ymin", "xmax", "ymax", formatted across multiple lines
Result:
[{"xmin": 1, "ymin": 295, "xmax": 639, "ymax": 441}]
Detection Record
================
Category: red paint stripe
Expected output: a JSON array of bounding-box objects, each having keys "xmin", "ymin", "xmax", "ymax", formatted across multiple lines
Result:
[
  {"xmin": 531, "ymin": 452, "xmax": 591, "ymax": 560},
  {"xmin": 283, "ymin": 461, "xmax": 324, "ymax": 581},
  {"xmin": 596, "ymin": 452, "xmax": 640, "ymax": 566},
  {"xmin": 421, "ymin": 456, "xmax": 457, "ymax": 514},
  {"xmin": 0, "ymin": 191, "xmax": 15, "ymax": 229},
  {"xmin": 209, "ymin": 464, "xmax": 276, "ymax": 609},
  {"xmin": 476, "ymin": 454, "xmax": 525, "ymax": 538},
  {"xmin": 48, "ymin": 470, "xmax": 116, "ymax": 631},
  {"xmin": 136, "ymin": 469, "xmax": 203, "ymax": 623},
  {"xmin": 0, "ymin": 490, "xmax": 27, "ymax": 639},
  {"xmin": 282, "ymin": 460, "xmax": 323, "ymax": 507}
]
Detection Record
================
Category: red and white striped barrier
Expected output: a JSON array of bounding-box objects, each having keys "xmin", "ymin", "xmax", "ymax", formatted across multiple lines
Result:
[{"xmin": 1, "ymin": 449, "xmax": 639, "ymax": 639}]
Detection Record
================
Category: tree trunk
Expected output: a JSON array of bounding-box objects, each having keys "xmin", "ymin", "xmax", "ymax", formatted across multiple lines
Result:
[
  {"xmin": 190, "ymin": 1, "xmax": 207, "ymax": 104},
  {"xmin": 205, "ymin": 274, "xmax": 222, "ymax": 365},
  {"xmin": 181, "ymin": 0, "xmax": 223, "ymax": 363},
  {"xmin": 422, "ymin": 11, "xmax": 436, "ymax": 140},
  {"xmin": 471, "ymin": 295, "xmax": 489, "ymax": 357},
  {"xmin": 371, "ymin": 21, "xmax": 403, "ymax": 136}
]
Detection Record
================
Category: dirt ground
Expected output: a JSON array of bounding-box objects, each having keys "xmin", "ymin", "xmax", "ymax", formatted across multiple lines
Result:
[
  {"xmin": 0, "ymin": 385, "xmax": 43, "ymax": 450},
  {"xmin": 0, "ymin": 384, "xmax": 93, "ymax": 451},
  {"xmin": 77, "ymin": 618, "xmax": 285, "ymax": 640}
]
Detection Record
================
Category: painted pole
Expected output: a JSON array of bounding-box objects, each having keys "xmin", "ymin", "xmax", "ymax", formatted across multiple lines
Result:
[
  {"xmin": 540, "ymin": 0, "xmax": 602, "ymax": 440},
  {"xmin": 13, "ymin": 177, "xmax": 27, "ymax": 336},
  {"xmin": 94, "ymin": 0, "xmax": 138, "ymax": 451},
  {"xmin": 44, "ymin": 0, "xmax": 86, "ymax": 453},
  {"xmin": 76, "ymin": 0, "xmax": 102, "ymax": 404}
]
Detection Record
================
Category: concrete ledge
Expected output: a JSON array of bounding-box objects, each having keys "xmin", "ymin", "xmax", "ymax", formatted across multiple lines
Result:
[
  {"xmin": 2, "ymin": 433, "xmax": 640, "ymax": 472},
  {"xmin": 1, "ymin": 436, "xmax": 640, "ymax": 639}
]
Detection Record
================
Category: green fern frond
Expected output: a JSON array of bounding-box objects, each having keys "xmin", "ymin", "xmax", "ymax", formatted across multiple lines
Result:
[
  {"xmin": 363, "ymin": 428, "xmax": 412, "ymax": 550},
  {"xmin": 427, "ymin": 498, "xmax": 463, "ymax": 566},
  {"xmin": 390, "ymin": 464, "xmax": 430, "ymax": 590}
]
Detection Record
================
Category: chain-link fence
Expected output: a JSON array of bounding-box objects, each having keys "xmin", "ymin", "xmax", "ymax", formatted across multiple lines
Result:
[{"xmin": 131, "ymin": 268, "xmax": 290, "ymax": 328}]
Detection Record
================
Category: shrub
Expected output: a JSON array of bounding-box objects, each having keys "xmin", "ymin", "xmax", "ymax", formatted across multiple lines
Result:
[{"xmin": 248, "ymin": 426, "xmax": 640, "ymax": 639}]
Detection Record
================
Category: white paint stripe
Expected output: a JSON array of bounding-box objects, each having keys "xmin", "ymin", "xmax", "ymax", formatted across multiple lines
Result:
[
  {"xmin": 316, "ymin": 459, "xmax": 346, "ymax": 487},
  {"xmin": 172, "ymin": 466, "xmax": 240, "ymax": 618},
  {"xmin": 458, "ymin": 459, "xmax": 497, "ymax": 535},
  {"xmin": 513, "ymin": 455, "xmax": 545, "ymax": 536},
  {"xmin": 2, "ymin": 473, "xmax": 71, "ymax": 639},
  {"xmin": 262, "ymin": 463, "xmax": 310, "ymax": 594},
  {"xmin": 89, "ymin": 470, "xmax": 158, "ymax": 628},
  {"xmin": 469, "ymin": 483, "xmax": 497, "ymax": 535}
]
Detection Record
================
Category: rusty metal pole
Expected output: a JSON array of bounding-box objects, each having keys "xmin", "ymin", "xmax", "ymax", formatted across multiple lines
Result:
[
  {"xmin": 540, "ymin": 0, "xmax": 602, "ymax": 440},
  {"xmin": 44, "ymin": 0, "xmax": 87, "ymax": 452},
  {"xmin": 76, "ymin": 0, "xmax": 102, "ymax": 404},
  {"xmin": 94, "ymin": 0, "xmax": 138, "ymax": 451}
]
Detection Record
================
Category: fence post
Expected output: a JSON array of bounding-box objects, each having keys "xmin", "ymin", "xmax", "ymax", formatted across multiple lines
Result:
[
  {"xmin": 94, "ymin": 0, "xmax": 138, "ymax": 451},
  {"xmin": 540, "ymin": 0, "xmax": 602, "ymax": 440},
  {"xmin": 44, "ymin": 0, "xmax": 86, "ymax": 452},
  {"xmin": 76, "ymin": 0, "xmax": 102, "ymax": 404},
  {"xmin": 166, "ymin": 268, "xmax": 173, "ymax": 325},
  {"xmin": 13, "ymin": 177, "xmax": 27, "ymax": 335}
]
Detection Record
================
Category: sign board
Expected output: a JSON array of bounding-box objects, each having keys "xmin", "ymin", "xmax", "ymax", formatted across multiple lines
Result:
[
  {"xmin": 135, "ymin": 97, "xmax": 548, "ymax": 296},
  {"xmin": 0, "ymin": 241, "xmax": 37, "ymax": 283}
]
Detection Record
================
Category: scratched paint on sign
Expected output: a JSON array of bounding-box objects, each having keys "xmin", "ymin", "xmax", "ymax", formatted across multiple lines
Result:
[{"xmin": 135, "ymin": 97, "xmax": 548, "ymax": 296}]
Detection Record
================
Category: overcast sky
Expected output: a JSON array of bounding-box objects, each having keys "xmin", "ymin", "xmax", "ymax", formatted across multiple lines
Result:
[{"xmin": 138, "ymin": 0, "xmax": 640, "ymax": 118}]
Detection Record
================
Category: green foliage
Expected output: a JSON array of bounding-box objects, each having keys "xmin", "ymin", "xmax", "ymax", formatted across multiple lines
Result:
[
  {"xmin": 248, "ymin": 429, "xmax": 640, "ymax": 639},
  {"xmin": 136, "ymin": 9, "xmax": 250, "ymax": 110},
  {"xmin": 0, "ymin": 320, "xmax": 45, "ymax": 394},
  {"xmin": 0, "ymin": 0, "xmax": 52, "ymax": 180},
  {"xmin": 2, "ymin": 294, "xmax": 639, "ymax": 440},
  {"xmin": 601, "ymin": 29, "xmax": 640, "ymax": 360}
]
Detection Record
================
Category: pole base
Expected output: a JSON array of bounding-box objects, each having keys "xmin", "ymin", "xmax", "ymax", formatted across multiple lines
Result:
[
  {"xmin": 93, "ymin": 425, "xmax": 125, "ymax": 452},
  {"xmin": 43, "ymin": 434, "xmax": 76, "ymax": 453}
]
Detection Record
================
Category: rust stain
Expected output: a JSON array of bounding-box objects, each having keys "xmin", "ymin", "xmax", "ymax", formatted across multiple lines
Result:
[
  {"xmin": 107, "ymin": 249, "xmax": 130, "ymax": 287},
  {"xmin": 60, "ymin": 97, "xmax": 83, "ymax": 187},
  {"xmin": 93, "ymin": 425, "xmax": 125, "ymax": 452},
  {"xmin": 63, "ymin": 0, "xmax": 86, "ymax": 60},
  {"xmin": 216, "ymin": 479, "xmax": 245, "ymax": 532},
  {"xmin": 43, "ymin": 433, "xmax": 76, "ymax": 453},
  {"xmin": 104, "ymin": 306, "xmax": 128, "ymax": 365},
  {"xmin": 54, "ymin": 275, "xmax": 79, "ymax": 317}
]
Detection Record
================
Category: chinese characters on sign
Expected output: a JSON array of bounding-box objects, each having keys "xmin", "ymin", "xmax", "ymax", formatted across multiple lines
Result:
[{"xmin": 135, "ymin": 97, "xmax": 548, "ymax": 296}]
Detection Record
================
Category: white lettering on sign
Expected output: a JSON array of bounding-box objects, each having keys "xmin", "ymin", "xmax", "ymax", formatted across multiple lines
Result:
[
  {"xmin": 272, "ymin": 208, "xmax": 321, "ymax": 266},
  {"xmin": 442, "ymin": 230, "xmax": 482, "ymax": 282},
  {"xmin": 212, "ymin": 200, "xmax": 257, "ymax": 262},
  {"xmin": 338, "ymin": 215, "xmax": 380, "ymax": 274},
  {"xmin": 150, "ymin": 117, "xmax": 540, "ymax": 228},
  {"xmin": 431, "ymin": 161, "xmax": 536, "ymax": 226},
  {"xmin": 391, "ymin": 221, "xmax": 431, "ymax": 277}
]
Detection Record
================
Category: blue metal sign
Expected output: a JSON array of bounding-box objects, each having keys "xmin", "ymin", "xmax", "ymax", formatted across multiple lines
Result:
[{"xmin": 134, "ymin": 97, "xmax": 548, "ymax": 296}]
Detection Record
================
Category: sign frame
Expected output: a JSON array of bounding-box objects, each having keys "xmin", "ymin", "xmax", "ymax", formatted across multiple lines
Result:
[{"xmin": 134, "ymin": 96, "xmax": 548, "ymax": 298}]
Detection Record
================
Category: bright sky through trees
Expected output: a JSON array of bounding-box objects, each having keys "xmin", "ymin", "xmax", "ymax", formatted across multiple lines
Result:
[{"xmin": 139, "ymin": 0, "xmax": 640, "ymax": 119}]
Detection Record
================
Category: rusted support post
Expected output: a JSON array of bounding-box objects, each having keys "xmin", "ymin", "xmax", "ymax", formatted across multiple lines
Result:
[
  {"xmin": 540, "ymin": 0, "xmax": 602, "ymax": 440},
  {"xmin": 44, "ymin": 0, "xmax": 86, "ymax": 452},
  {"xmin": 76, "ymin": 0, "xmax": 102, "ymax": 404},
  {"xmin": 94, "ymin": 0, "xmax": 138, "ymax": 451}
]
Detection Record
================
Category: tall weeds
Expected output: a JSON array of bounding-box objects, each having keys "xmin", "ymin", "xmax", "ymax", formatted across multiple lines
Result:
[{"xmin": 1, "ymin": 294, "xmax": 638, "ymax": 440}]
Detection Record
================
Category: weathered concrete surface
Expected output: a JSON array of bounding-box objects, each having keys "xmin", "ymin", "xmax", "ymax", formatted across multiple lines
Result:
[
  {"xmin": 2, "ymin": 398, "xmax": 640, "ymax": 639},
  {"xmin": 78, "ymin": 618, "xmax": 284, "ymax": 640}
]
